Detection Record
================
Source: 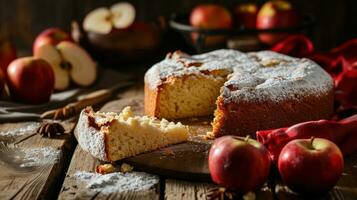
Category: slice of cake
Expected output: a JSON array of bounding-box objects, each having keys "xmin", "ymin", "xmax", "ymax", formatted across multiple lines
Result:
[{"xmin": 75, "ymin": 106, "xmax": 189, "ymax": 162}]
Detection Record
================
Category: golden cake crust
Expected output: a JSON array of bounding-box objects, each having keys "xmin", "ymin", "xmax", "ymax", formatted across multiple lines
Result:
[
  {"xmin": 144, "ymin": 83, "xmax": 159, "ymax": 117},
  {"xmin": 211, "ymin": 89, "xmax": 334, "ymax": 137}
]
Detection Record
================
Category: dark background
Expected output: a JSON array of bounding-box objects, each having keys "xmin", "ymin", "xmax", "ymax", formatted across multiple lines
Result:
[{"xmin": 0, "ymin": 0, "xmax": 356, "ymax": 55}]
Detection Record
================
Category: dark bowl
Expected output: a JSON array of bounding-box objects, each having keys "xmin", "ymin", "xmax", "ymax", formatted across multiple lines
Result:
[
  {"xmin": 72, "ymin": 20, "xmax": 164, "ymax": 66},
  {"xmin": 170, "ymin": 13, "xmax": 315, "ymax": 53}
]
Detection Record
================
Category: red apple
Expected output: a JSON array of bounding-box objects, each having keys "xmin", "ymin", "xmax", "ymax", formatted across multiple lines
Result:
[
  {"xmin": 256, "ymin": 0, "xmax": 300, "ymax": 45},
  {"xmin": 7, "ymin": 57, "xmax": 55, "ymax": 104},
  {"xmin": 278, "ymin": 138, "xmax": 344, "ymax": 195},
  {"xmin": 0, "ymin": 39, "xmax": 17, "ymax": 75},
  {"xmin": 33, "ymin": 28, "xmax": 73, "ymax": 55},
  {"xmin": 234, "ymin": 3, "xmax": 259, "ymax": 29},
  {"xmin": 190, "ymin": 4, "xmax": 232, "ymax": 29},
  {"xmin": 209, "ymin": 136, "xmax": 271, "ymax": 193},
  {"xmin": 190, "ymin": 4, "xmax": 232, "ymax": 46}
]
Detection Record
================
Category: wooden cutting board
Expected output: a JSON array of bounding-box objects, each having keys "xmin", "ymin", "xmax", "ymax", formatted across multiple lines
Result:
[{"xmin": 100, "ymin": 95, "xmax": 214, "ymax": 182}]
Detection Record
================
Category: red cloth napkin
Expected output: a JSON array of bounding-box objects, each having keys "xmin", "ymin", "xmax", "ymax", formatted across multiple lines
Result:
[
  {"xmin": 270, "ymin": 35, "xmax": 314, "ymax": 58},
  {"xmin": 256, "ymin": 35, "xmax": 357, "ymax": 162},
  {"xmin": 256, "ymin": 114, "xmax": 357, "ymax": 163}
]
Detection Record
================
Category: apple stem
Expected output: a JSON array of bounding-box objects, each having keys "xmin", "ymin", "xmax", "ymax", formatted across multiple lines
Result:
[
  {"xmin": 310, "ymin": 136, "xmax": 315, "ymax": 147},
  {"xmin": 244, "ymin": 135, "xmax": 250, "ymax": 142}
]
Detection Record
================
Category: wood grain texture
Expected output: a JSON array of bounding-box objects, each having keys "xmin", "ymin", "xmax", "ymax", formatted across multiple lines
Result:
[
  {"xmin": 165, "ymin": 179, "xmax": 216, "ymax": 200},
  {"xmin": 165, "ymin": 179, "xmax": 274, "ymax": 200},
  {"xmin": 0, "ymin": 119, "xmax": 76, "ymax": 200},
  {"xmin": 165, "ymin": 174, "xmax": 356, "ymax": 200}
]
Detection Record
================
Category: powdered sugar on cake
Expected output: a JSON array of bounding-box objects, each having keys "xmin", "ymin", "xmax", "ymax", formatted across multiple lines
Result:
[
  {"xmin": 145, "ymin": 49, "xmax": 240, "ymax": 89},
  {"xmin": 223, "ymin": 51, "xmax": 333, "ymax": 103},
  {"xmin": 145, "ymin": 49, "xmax": 333, "ymax": 103},
  {"xmin": 75, "ymin": 108, "xmax": 108, "ymax": 161}
]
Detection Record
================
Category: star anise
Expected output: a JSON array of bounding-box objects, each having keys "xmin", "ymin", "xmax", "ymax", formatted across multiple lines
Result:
[
  {"xmin": 206, "ymin": 187, "xmax": 237, "ymax": 200},
  {"xmin": 37, "ymin": 122, "xmax": 65, "ymax": 138}
]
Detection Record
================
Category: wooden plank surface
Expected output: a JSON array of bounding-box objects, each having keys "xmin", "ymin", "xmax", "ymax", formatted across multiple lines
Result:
[
  {"xmin": 0, "ymin": 119, "xmax": 76, "ymax": 200},
  {"xmin": 165, "ymin": 179, "xmax": 274, "ymax": 200},
  {"xmin": 165, "ymin": 179, "xmax": 215, "ymax": 200}
]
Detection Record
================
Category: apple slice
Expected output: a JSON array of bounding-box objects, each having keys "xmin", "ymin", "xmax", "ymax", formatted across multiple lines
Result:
[
  {"xmin": 110, "ymin": 2, "xmax": 136, "ymax": 29},
  {"xmin": 57, "ymin": 41, "xmax": 97, "ymax": 87},
  {"xmin": 34, "ymin": 43, "xmax": 70, "ymax": 90},
  {"xmin": 83, "ymin": 7, "xmax": 112, "ymax": 34}
]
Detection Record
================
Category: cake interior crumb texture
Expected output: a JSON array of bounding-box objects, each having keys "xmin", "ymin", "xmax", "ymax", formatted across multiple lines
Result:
[
  {"xmin": 76, "ymin": 106, "xmax": 188, "ymax": 162},
  {"xmin": 153, "ymin": 74, "xmax": 227, "ymax": 119},
  {"xmin": 106, "ymin": 107, "xmax": 188, "ymax": 161}
]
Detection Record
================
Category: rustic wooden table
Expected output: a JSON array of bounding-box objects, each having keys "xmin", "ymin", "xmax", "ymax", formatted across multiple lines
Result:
[{"xmin": 1, "ymin": 84, "xmax": 357, "ymax": 200}]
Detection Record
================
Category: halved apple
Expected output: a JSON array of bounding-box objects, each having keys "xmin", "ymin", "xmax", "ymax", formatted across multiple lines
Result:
[
  {"xmin": 83, "ymin": 2, "xmax": 136, "ymax": 34},
  {"xmin": 57, "ymin": 42, "xmax": 97, "ymax": 87},
  {"xmin": 34, "ymin": 41, "xmax": 97, "ymax": 90}
]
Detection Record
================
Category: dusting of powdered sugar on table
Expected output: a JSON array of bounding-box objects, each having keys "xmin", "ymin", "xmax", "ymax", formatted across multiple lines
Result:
[
  {"xmin": 73, "ymin": 171, "xmax": 159, "ymax": 194},
  {"xmin": 16, "ymin": 147, "xmax": 61, "ymax": 168},
  {"xmin": 0, "ymin": 122, "xmax": 40, "ymax": 137}
]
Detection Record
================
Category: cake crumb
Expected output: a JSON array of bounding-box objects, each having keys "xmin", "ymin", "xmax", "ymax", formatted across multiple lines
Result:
[
  {"xmin": 120, "ymin": 163, "xmax": 134, "ymax": 173},
  {"xmin": 96, "ymin": 163, "xmax": 116, "ymax": 175}
]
